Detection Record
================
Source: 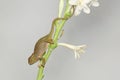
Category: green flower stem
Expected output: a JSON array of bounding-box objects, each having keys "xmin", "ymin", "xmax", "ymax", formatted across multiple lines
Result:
[
  {"xmin": 36, "ymin": 0, "xmax": 71, "ymax": 80},
  {"xmin": 37, "ymin": 66, "xmax": 44, "ymax": 80},
  {"xmin": 58, "ymin": 0, "xmax": 64, "ymax": 17}
]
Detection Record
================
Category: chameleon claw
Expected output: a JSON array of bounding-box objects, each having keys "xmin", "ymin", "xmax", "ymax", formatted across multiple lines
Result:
[{"xmin": 38, "ymin": 62, "xmax": 45, "ymax": 68}]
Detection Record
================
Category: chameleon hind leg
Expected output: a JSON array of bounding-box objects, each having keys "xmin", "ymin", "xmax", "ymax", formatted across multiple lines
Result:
[{"xmin": 38, "ymin": 57, "xmax": 46, "ymax": 68}]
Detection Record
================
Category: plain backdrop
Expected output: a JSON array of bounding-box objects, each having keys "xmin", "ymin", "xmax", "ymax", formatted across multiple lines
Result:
[{"xmin": 0, "ymin": 0, "xmax": 120, "ymax": 80}]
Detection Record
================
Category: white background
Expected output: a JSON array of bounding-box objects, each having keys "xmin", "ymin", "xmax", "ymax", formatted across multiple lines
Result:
[{"xmin": 0, "ymin": 0, "xmax": 120, "ymax": 80}]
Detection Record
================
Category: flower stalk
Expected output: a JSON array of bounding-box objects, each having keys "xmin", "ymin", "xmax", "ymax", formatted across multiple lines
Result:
[{"xmin": 36, "ymin": 0, "xmax": 73, "ymax": 80}]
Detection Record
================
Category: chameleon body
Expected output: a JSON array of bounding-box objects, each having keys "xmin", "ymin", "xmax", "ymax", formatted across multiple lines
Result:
[
  {"xmin": 28, "ymin": 35, "xmax": 53, "ymax": 65},
  {"xmin": 28, "ymin": 18, "xmax": 66, "ymax": 65}
]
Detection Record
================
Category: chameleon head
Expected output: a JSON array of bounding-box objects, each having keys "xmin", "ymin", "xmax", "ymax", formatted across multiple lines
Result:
[{"xmin": 28, "ymin": 53, "xmax": 39, "ymax": 65}]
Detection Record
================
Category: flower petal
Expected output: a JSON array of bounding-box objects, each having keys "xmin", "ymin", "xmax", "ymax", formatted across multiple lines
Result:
[
  {"xmin": 74, "ymin": 50, "xmax": 81, "ymax": 59},
  {"xmin": 83, "ymin": 0, "xmax": 92, "ymax": 4},
  {"xmin": 74, "ymin": 51, "xmax": 78, "ymax": 59},
  {"xmin": 69, "ymin": 0, "xmax": 78, "ymax": 5},
  {"xmin": 74, "ymin": 6, "xmax": 82, "ymax": 16},
  {"xmin": 83, "ymin": 4, "xmax": 90, "ymax": 14},
  {"xmin": 92, "ymin": 1, "xmax": 100, "ymax": 7},
  {"xmin": 77, "ymin": 52, "xmax": 80, "ymax": 59}
]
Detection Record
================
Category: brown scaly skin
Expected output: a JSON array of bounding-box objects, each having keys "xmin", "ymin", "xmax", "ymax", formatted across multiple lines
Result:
[{"xmin": 28, "ymin": 6, "xmax": 75, "ymax": 66}]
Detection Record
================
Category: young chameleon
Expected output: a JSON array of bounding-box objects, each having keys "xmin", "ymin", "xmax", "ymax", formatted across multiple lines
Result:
[
  {"xmin": 28, "ymin": 18, "xmax": 68, "ymax": 65},
  {"xmin": 28, "ymin": 6, "xmax": 75, "ymax": 66}
]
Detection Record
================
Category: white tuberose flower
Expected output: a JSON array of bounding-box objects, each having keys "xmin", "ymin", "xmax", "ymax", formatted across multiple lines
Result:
[
  {"xmin": 58, "ymin": 43, "xmax": 86, "ymax": 59},
  {"xmin": 69, "ymin": 0, "xmax": 99, "ymax": 16}
]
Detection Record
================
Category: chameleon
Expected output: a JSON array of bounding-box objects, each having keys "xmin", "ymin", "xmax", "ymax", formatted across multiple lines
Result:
[
  {"xmin": 28, "ymin": 6, "xmax": 75, "ymax": 66},
  {"xmin": 28, "ymin": 18, "xmax": 68, "ymax": 66}
]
